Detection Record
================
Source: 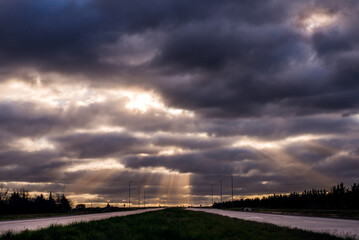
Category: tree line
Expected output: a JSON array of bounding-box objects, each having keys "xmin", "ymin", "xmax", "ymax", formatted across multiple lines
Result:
[
  {"xmin": 0, "ymin": 187, "xmax": 72, "ymax": 214},
  {"xmin": 213, "ymin": 182, "xmax": 359, "ymax": 210}
]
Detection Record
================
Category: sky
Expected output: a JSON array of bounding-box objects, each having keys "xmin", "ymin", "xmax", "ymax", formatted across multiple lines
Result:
[{"xmin": 0, "ymin": 0, "xmax": 359, "ymax": 207}]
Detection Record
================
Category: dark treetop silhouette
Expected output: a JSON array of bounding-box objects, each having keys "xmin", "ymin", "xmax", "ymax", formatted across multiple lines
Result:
[
  {"xmin": 0, "ymin": 188, "xmax": 71, "ymax": 214},
  {"xmin": 213, "ymin": 182, "xmax": 359, "ymax": 210}
]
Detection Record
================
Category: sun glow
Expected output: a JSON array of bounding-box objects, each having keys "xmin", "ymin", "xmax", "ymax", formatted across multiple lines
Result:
[
  {"xmin": 303, "ymin": 13, "xmax": 337, "ymax": 33},
  {"xmin": 73, "ymin": 126, "xmax": 125, "ymax": 134},
  {"xmin": 10, "ymin": 137, "xmax": 55, "ymax": 152},
  {"xmin": 232, "ymin": 134, "xmax": 331, "ymax": 150},
  {"xmin": 66, "ymin": 193, "xmax": 103, "ymax": 206},
  {"xmin": 122, "ymin": 90, "xmax": 195, "ymax": 117},
  {"xmin": 158, "ymin": 171, "xmax": 192, "ymax": 206},
  {"xmin": 123, "ymin": 91, "xmax": 160, "ymax": 112},
  {"xmin": 0, "ymin": 79, "xmax": 194, "ymax": 118},
  {"xmin": 158, "ymin": 147, "xmax": 187, "ymax": 156},
  {"xmin": 66, "ymin": 159, "xmax": 125, "ymax": 172}
]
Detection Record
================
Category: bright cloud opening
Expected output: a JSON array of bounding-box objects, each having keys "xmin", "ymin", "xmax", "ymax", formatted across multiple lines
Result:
[
  {"xmin": 66, "ymin": 159, "xmax": 125, "ymax": 172},
  {"xmin": 10, "ymin": 137, "xmax": 56, "ymax": 152},
  {"xmin": 123, "ymin": 91, "xmax": 160, "ymax": 112},
  {"xmin": 232, "ymin": 134, "xmax": 331, "ymax": 150},
  {"xmin": 303, "ymin": 12, "xmax": 338, "ymax": 33}
]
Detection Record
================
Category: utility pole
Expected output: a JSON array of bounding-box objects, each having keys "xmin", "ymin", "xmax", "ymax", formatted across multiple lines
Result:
[
  {"xmin": 143, "ymin": 186, "xmax": 146, "ymax": 208},
  {"xmin": 211, "ymin": 184, "xmax": 214, "ymax": 205},
  {"xmin": 129, "ymin": 181, "xmax": 132, "ymax": 208},
  {"xmin": 219, "ymin": 179, "xmax": 222, "ymax": 208},
  {"xmin": 229, "ymin": 174, "xmax": 234, "ymax": 208},
  {"xmin": 138, "ymin": 185, "xmax": 141, "ymax": 208}
]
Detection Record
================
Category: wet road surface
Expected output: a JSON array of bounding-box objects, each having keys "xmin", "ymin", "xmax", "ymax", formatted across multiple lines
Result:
[
  {"xmin": 0, "ymin": 208, "xmax": 162, "ymax": 234},
  {"xmin": 188, "ymin": 208, "xmax": 359, "ymax": 239}
]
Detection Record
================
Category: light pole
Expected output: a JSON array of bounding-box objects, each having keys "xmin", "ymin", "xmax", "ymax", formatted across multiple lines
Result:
[
  {"xmin": 129, "ymin": 181, "xmax": 132, "ymax": 208},
  {"xmin": 228, "ymin": 173, "xmax": 234, "ymax": 208},
  {"xmin": 143, "ymin": 186, "xmax": 146, "ymax": 208},
  {"xmin": 211, "ymin": 184, "xmax": 214, "ymax": 205},
  {"xmin": 219, "ymin": 179, "xmax": 222, "ymax": 208},
  {"xmin": 138, "ymin": 185, "xmax": 141, "ymax": 208}
]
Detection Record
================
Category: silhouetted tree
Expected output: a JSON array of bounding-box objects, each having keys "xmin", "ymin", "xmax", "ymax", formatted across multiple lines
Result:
[
  {"xmin": 213, "ymin": 182, "xmax": 359, "ymax": 210},
  {"xmin": 0, "ymin": 188, "xmax": 73, "ymax": 215},
  {"xmin": 57, "ymin": 194, "xmax": 72, "ymax": 212}
]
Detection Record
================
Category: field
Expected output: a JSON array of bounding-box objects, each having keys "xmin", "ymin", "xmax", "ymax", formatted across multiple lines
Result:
[{"xmin": 0, "ymin": 208, "xmax": 354, "ymax": 240}]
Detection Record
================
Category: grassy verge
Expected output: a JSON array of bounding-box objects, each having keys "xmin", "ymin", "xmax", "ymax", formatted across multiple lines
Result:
[
  {"xmin": 221, "ymin": 208, "xmax": 359, "ymax": 220},
  {"xmin": 1, "ymin": 208, "xmax": 354, "ymax": 240}
]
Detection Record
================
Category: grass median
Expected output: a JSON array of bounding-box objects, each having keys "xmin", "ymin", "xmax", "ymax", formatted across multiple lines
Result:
[{"xmin": 0, "ymin": 208, "xmax": 354, "ymax": 240}]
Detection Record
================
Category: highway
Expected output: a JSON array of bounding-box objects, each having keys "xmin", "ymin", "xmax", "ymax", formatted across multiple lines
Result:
[
  {"xmin": 2, "ymin": 208, "xmax": 358, "ymax": 238},
  {"xmin": 188, "ymin": 208, "xmax": 359, "ymax": 239},
  {"xmin": 0, "ymin": 208, "xmax": 162, "ymax": 234}
]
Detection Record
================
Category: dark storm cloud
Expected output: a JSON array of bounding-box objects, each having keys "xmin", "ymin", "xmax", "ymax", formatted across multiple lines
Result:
[
  {"xmin": 151, "ymin": 135, "xmax": 227, "ymax": 150},
  {"xmin": 0, "ymin": 150, "xmax": 67, "ymax": 182},
  {"xmin": 0, "ymin": 102, "xmax": 61, "ymax": 136},
  {"xmin": 123, "ymin": 147, "xmax": 259, "ymax": 174},
  {"xmin": 1, "ymin": 0, "xmax": 358, "ymax": 118},
  {"xmin": 53, "ymin": 132, "xmax": 148, "ymax": 158},
  {"xmin": 316, "ymin": 154, "xmax": 359, "ymax": 180},
  {"xmin": 0, "ymin": 98, "xmax": 194, "ymax": 138},
  {"xmin": 154, "ymin": 21, "xmax": 303, "ymax": 71},
  {"xmin": 0, "ymin": 0, "xmax": 294, "ymax": 75},
  {"xmin": 151, "ymin": 2, "xmax": 359, "ymax": 118},
  {"xmin": 0, "ymin": 132, "xmax": 14, "ymax": 151},
  {"xmin": 202, "ymin": 115, "xmax": 359, "ymax": 139},
  {"xmin": 1, "ymin": 0, "xmax": 286, "ymax": 74},
  {"xmin": 3, "ymin": 96, "xmax": 356, "ymax": 142}
]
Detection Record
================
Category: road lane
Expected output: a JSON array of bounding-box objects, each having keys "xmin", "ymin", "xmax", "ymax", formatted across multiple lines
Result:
[
  {"xmin": 188, "ymin": 208, "xmax": 359, "ymax": 239},
  {"xmin": 0, "ymin": 208, "xmax": 163, "ymax": 234}
]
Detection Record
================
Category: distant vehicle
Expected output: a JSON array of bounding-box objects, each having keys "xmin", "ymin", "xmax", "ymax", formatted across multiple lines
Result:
[{"xmin": 75, "ymin": 204, "xmax": 86, "ymax": 211}]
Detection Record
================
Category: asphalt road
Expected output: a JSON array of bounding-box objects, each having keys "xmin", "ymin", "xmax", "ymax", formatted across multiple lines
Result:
[
  {"xmin": 0, "ymin": 208, "xmax": 162, "ymax": 234},
  {"xmin": 188, "ymin": 208, "xmax": 359, "ymax": 239}
]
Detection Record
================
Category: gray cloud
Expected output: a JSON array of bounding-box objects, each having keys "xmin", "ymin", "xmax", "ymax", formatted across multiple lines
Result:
[
  {"xmin": 0, "ymin": 150, "xmax": 67, "ymax": 183},
  {"xmin": 53, "ymin": 132, "xmax": 149, "ymax": 158},
  {"xmin": 123, "ymin": 147, "xmax": 261, "ymax": 174},
  {"xmin": 0, "ymin": 102, "xmax": 61, "ymax": 136}
]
